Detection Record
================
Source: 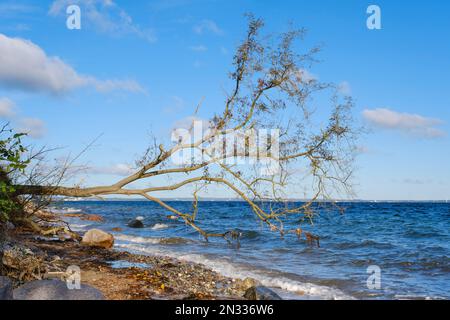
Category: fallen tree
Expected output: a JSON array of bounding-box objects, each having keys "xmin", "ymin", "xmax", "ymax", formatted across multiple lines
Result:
[{"xmin": 4, "ymin": 16, "xmax": 357, "ymax": 243}]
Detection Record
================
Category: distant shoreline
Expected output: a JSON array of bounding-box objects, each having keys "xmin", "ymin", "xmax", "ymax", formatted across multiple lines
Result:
[{"xmin": 54, "ymin": 198, "xmax": 450, "ymax": 203}]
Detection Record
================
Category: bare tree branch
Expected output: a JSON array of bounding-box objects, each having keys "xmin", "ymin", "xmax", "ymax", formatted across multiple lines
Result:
[{"xmin": 10, "ymin": 15, "xmax": 358, "ymax": 244}]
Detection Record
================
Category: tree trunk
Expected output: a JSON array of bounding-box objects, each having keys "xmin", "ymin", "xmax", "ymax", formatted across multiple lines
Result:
[{"xmin": 13, "ymin": 185, "xmax": 116, "ymax": 198}]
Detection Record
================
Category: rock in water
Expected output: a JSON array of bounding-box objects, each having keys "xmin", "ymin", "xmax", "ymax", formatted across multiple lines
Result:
[
  {"xmin": 243, "ymin": 286, "xmax": 282, "ymax": 300},
  {"xmin": 81, "ymin": 229, "xmax": 114, "ymax": 249},
  {"xmin": 127, "ymin": 219, "xmax": 144, "ymax": 228},
  {"xmin": 13, "ymin": 280, "xmax": 104, "ymax": 300},
  {"xmin": 0, "ymin": 277, "xmax": 13, "ymax": 300}
]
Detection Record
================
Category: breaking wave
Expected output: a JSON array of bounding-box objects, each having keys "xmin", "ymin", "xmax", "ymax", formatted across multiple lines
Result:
[
  {"xmin": 48, "ymin": 207, "xmax": 83, "ymax": 214},
  {"xmin": 151, "ymin": 223, "xmax": 170, "ymax": 230},
  {"xmin": 115, "ymin": 234, "xmax": 192, "ymax": 245}
]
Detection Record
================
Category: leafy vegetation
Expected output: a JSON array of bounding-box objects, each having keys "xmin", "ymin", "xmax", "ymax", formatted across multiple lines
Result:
[{"xmin": 0, "ymin": 124, "xmax": 29, "ymax": 223}]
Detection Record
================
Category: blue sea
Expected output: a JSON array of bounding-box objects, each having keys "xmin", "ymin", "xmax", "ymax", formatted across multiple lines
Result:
[{"xmin": 50, "ymin": 201, "xmax": 450, "ymax": 300}]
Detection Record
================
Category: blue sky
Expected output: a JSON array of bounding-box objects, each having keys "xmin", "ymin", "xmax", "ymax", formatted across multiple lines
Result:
[{"xmin": 0, "ymin": 0, "xmax": 449, "ymax": 200}]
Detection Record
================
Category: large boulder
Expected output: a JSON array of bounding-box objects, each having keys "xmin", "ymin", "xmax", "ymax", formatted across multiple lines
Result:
[
  {"xmin": 243, "ymin": 286, "xmax": 282, "ymax": 300},
  {"xmin": 0, "ymin": 277, "xmax": 13, "ymax": 300},
  {"xmin": 81, "ymin": 229, "xmax": 114, "ymax": 249},
  {"xmin": 13, "ymin": 279, "xmax": 104, "ymax": 300},
  {"xmin": 127, "ymin": 217, "xmax": 144, "ymax": 228}
]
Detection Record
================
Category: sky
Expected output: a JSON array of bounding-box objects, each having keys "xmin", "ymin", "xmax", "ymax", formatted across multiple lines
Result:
[{"xmin": 0, "ymin": 0, "xmax": 449, "ymax": 200}]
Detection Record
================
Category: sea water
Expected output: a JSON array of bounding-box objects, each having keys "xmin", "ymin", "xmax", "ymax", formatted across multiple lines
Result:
[{"xmin": 50, "ymin": 201, "xmax": 450, "ymax": 300}]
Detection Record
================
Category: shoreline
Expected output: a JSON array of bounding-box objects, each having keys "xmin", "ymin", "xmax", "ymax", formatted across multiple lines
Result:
[
  {"xmin": 1, "ymin": 212, "xmax": 260, "ymax": 300},
  {"xmin": 57, "ymin": 198, "xmax": 450, "ymax": 203}
]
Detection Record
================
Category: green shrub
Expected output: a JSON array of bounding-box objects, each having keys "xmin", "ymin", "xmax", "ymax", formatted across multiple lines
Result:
[{"xmin": 0, "ymin": 125, "xmax": 29, "ymax": 223}]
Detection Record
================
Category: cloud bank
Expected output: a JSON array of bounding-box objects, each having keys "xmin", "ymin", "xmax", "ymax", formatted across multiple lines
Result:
[
  {"xmin": 363, "ymin": 108, "xmax": 446, "ymax": 139},
  {"xmin": 0, "ymin": 33, "xmax": 144, "ymax": 95}
]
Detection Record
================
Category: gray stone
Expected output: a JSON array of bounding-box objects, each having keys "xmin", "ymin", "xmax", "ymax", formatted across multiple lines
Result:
[
  {"xmin": 13, "ymin": 280, "xmax": 104, "ymax": 300},
  {"xmin": 243, "ymin": 286, "xmax": 282, "ymax": 300},
  {"xmin": 0, "ymin": 276, "xmax": 13, "ymax": 300},
  {"xmin": 6, "ymin": 222, "xmax": 15, "ymax": 230}
]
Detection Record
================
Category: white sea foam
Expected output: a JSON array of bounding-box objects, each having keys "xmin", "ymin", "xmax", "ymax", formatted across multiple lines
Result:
[
  {"xmin": 69, "ymin": 224, "xmax": 89, "ymax": 231},
  {"xmin": 114, "ymin": 242, "xmax": 354, "ymax": 300},
  {"xmin": 48, "ymin": 207, "xmax": 82, "ymax": 214},
  {"xmin": 394, "ymin": 294, "xmax": 441, "ymax": 300},
  {"xmin": 151, "ymin": 223, "xmax": 169, "ymax": 230},
  {"xmin": 115, "ymin": 234, "xmax": 162, "ymax": 244},
  {"xmin": 115, "ymin": 234, "xmax": 191, "ymax": 245}
]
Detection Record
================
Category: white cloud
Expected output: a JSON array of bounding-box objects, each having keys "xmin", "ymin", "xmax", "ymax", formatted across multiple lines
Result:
[
  {"xmin": 91, "ymin": 78, "xmax": 145, "ymax": 93},
  {"xmin": 193, "ymin": 19, "xmax": 223, "ymax": 35},
  {"xmin": 173, "ymin": 116, "xmax": 208, "ymax": 131},
  {"xmin": 338, "ymin": 81, "xmax": 351, "ymax": 95},
  {"xmin": 362, "ymin": 108, "xmax": 446, "ymax": 139},
  {"xmin": 0, "ymin": 97, "xmax": 16, "ymax": 117},
  {"xmin": 49, "ymin": 0, "xmax": 157, "ymax": 43},
  {"xmin": 0, "ymin": 33, "xmax": 144, "ymax": 95},
  {"xmin": 87, "ymin": 163, "xmax": 134, "ymax": 176},
  {"xmin": 171, "ymin": 116, "xmax": 213, "ymax": 147},
  {"xmin": 172, "ymin": 116, "xmax": 212, "ymax": 143},
  {"xmin": 17, "ymin": 117, "xmax": 46, "ymax": 138},
  {"xmin": 403, "ymin": 178, "xmax": 431, "ymax": 185},
  {"xmin": 293, "ymin": 69, "xmax": 317, "ymax": 83},
  {"xmin": 189, "ymin": 45, "xmax": 208, "ymax": 52},
  {"xmin": 356, "ymin": 145, "xmax": 370, "ymax": 154},
  {"xmin": 1, "ymin": 98, "xmax": 47, "ymax": 139}
]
